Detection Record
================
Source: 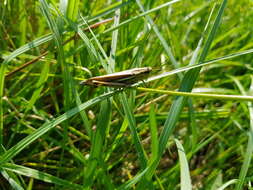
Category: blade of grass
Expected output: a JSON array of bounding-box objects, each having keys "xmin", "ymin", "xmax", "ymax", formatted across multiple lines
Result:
[
  {"xmin": 1, "ymin": 170, "xmax": 24, "ymax": 190},
  {"xmin": 217, "ymin": 179, "xmax": 238, "ymax": 190},
  {"xmin": 188, "ymin": 99, "xmax": 198, "ymax": 150},
  {"xmin": 0, "ymin": 144, "xmax": 26, "ymax": 190},
  {"xmin": 2, "ymin": 163, "xmax": 83, "ymax": 189},
  {"xmin": 40, "ymin": 0, "xmax": 72, "ymax": 110},
  {"xmin": 120, "ymin": 92, "xmax": 147, "ymax": 169},
  {"xmin": 60, "ymin": 2, "xmax": 93, "ymax": 138},
  {"xmin": 66, "ymin": 0, "xmax": 79, "ymax": 20},
  {"xmin": 210, "ymin": 172, "xmax": 222, "ymax": 190},
  {"xmin": 231, "ymin": 76, "xmax": 253, "ymax": 190},
  {"xmin": 40, "ymin": 1, "xmax": 74, "ymax": 177},
  {"xmin": 84, "ymin": 99, "xmax": 112, "ymax": 187},
  {"xmin": 108, "ymin": 6, "xmax": 120, "ymax": 73},
  {"xmin": 73, "ymin": 88, "xmax": 92, "ymax": 137},
  {"xmin": 174, "ymin": 139, "xmax": 192, "ymax": 190},
  {"xmin": 25, "ymin": 60, "xmax": 50, "ymax": 112},
  {"xmin": 235, "ymin": 132, "xmax": 253, "ymax": 190},
  {"xmin": 120, "ymin": 167, "xmax": 150, "ymax": 190},
  {"xmin": 105, "ymin": 118, "xmax": 128, "ymax": 161},
  {"xmin": 149, "ymin": 104, "xmax": 158, "ymax": 162}
]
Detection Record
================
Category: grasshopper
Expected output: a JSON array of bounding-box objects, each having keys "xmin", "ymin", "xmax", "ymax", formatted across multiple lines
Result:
[{"xmin": 80, "ymin": 67, "xmax": 152, "ymax": 87}]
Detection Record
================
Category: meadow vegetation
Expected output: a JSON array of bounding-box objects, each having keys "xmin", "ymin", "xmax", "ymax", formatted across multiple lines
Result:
[{"xmin": 1, "ymin": 0, "xmax": 253, "ymax": 189}]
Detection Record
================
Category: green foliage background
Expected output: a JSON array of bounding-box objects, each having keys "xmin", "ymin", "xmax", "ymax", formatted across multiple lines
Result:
[{"xmin": 1, "ymin": 0, "xmax": 253, "ymax": 189}]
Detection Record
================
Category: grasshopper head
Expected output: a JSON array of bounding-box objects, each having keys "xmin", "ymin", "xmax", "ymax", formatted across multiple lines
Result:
[{"xmin": 80, "ymin": 79, "xmax": 94, "ymax": 86}]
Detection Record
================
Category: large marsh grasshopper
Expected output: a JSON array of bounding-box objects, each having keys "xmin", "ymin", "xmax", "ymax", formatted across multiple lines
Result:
[{"xmin": 80, "ymin": 67, "xmax": 152, "ymax": 87}]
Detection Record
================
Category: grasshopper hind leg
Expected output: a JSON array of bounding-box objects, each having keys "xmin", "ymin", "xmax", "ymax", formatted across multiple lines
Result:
[{"xmin": 92, "ymin": 80, "xmax": 129, "ymax": 88}]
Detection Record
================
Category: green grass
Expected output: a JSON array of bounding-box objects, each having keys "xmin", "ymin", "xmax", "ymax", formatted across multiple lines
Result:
[{"xmin": 1, "ymin": 0, "xmax": 253, "ymax": 189}]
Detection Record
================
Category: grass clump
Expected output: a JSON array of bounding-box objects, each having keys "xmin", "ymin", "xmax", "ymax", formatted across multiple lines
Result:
[{"xmin": 1, "ymin": 0, "xmax": 253, "ymax": 189}]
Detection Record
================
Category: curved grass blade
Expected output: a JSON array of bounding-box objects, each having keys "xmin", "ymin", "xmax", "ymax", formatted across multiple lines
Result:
[
  {"xmin": 1, "ymin": 170, "xmax": 24, "ymax": 190},
  {"xmin": 217, "ymin": 179, "xmax": 238, "ymax": 190},
  {"xmin": 174, "ymin": 139, "xmax": 192, "ymax": 190},
  {"xmin": 2, "ymin": 163, "xmax": 83, "ymax": 189},
  {"xmin": 231, "ymin": 76, "xmax": 253, "ymax": 190}
]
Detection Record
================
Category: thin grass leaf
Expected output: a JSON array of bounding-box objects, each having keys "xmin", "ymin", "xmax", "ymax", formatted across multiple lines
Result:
[
  {"xmin": 84, "ymin": 99, "xmax": 112, "ymax": 187},
  {"xmin": 2, "ymin": 33, "xmax": 53, "ymax": 64},
  {"xmin": 25, "ymin": 61, "xmax": 50, "ymax": 112},
  {"xmin": 210, "ymin": 172, "xmax": 222, "ymax": 190},
  {"xmin": 174, "ymin": 139, "xmax": 192, "ymax": 190},
  {"xmin": 40, "ymin": 0, "xmax": 73, "ymax": 110},
  {"xmin": 149, "ymin": 104, "xmax": 158, "ymax": 162},
  {"xmin": 232, "ymin": 76, "xmax": 253, "ymax": 190},
  {"xmin": 1, "ymin": 170, "xmax": 24, "ymax": 190},
  {"xmin": 66, "ymin": 0, "xmax": 79, "ymax": 20},
  {"xmin": 81, "ymin": 16, "xmax": 108, "ymax": 59},
  {"xmin": 58, "ymin": 3, "xmax": 92, "ymax": 137},
  {"xmin": 2, "ymin": 163, "xmax": 83, "ymax": 189},
  {"xmin": 105, "ymin": 118, "xmax": 128, "ymax": 161},
  {"xmin": 120, "ymin": 167, "xmax": 150, "ymax": 190},
  {"xmin": 160, "ymin": 123, "xmax": 229, "ymax": 181},
  {"xmin": 235, "ymin": 132, "xmax": 253, "ymax": 190},
  {"xmin": 188, "ymin": 99, "xmax": 198, "ymax": 150},
  {"xmin": 75, "ymin": 20, "xmax": 108, "ymax": 70},
  {"xmin": 109, "ymin": 7, "xmax": 120, "ymax": 72},
  {"xmin": 120, "ymin": 92, "xmax": 147, "ymax": 169},
  {"xmin": 216, "ymin": 179, "xmax": 238, "ymax": 190},
  {"xmin": 73, "ymin": 88, "xmax": 92, "ymax": 137},
  {"xmin": 0, "ymin": 64, "xmax": 6, "ymax": 145}
]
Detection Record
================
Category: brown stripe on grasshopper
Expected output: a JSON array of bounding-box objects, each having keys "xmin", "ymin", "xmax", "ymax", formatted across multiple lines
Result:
[{"xmin": 80, "ymin": 67, "xmax": 152, "ymax": 87}]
